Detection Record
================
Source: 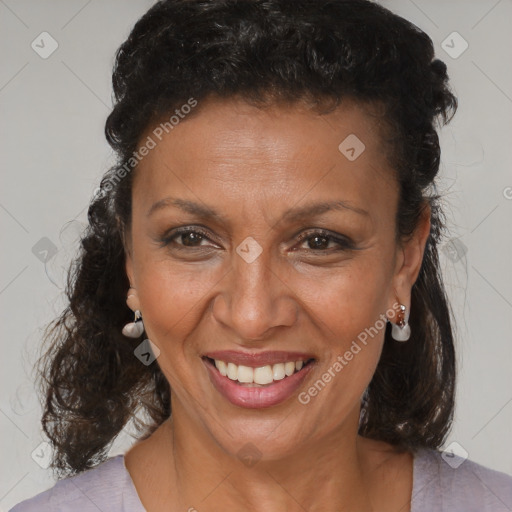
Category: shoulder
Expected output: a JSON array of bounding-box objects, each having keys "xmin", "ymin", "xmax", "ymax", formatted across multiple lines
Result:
[
  {"xmin": 9, "ymin": 455, "xmax": 145, "ymax": 512},
  {"xmin": 412, "ymin": 447, "xmax": 512, "ymax": 512}
]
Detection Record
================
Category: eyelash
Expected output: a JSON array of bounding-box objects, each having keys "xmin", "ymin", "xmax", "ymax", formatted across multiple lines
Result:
[{"xmin": 159, "ymin": 226, "xmax": 355, "ymax": 253}]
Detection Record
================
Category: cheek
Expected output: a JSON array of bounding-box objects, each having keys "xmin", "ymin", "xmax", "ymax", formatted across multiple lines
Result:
[
  {"xmin": 297, "ymin": 257, "xmax": 390, "ymax": 398},
  {"xmin": 296, "ymin": 273, "xmax": 387, "ymax": 431},
  {"xmin": 134, "ymin": 261, "xmax": 219, "ymax": 393},
  {"xmin": 136, "ymin": 262, "xmax": 217, "ymax": 345},
  {"xmin": 303, "ymin": 256, "xmax": 391, "ymax": 340}
]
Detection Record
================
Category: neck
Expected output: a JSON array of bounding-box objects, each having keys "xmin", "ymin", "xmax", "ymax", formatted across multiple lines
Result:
[{"xmin": 141, "ymin": 406, "xmax": 381, "ymax": 512}]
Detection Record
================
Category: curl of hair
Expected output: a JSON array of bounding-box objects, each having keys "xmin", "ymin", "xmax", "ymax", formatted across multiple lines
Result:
[{"xmin": 37, "ymin": 0, "xmax": 458, "ymax": 477}]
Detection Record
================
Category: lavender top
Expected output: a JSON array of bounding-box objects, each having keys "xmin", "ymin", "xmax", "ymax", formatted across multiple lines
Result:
[{"xmin": 10, "ymin": 448, "xmax": 512, "ymax": 511}]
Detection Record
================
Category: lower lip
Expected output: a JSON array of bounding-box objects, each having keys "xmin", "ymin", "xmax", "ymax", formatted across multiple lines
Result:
[{"xmin": 203, "ymin": 358, "xmax": 315, "ymax": 409}]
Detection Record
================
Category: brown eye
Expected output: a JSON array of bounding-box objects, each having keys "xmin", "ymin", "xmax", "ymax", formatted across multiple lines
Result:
[
  {"xmin": 306, "ymin": 234, "xmax": 331, "ymax": 250},
  {"xmin": 179, "ymin": 231, "xmax": 204, "ymax": 247},
  {"xmin": 160, "ymin": 227, "xmax": 217, "ymax": 250},
  {"xmin": 295, "ymin": 229, "xmax": 354, "ymax": 252}
]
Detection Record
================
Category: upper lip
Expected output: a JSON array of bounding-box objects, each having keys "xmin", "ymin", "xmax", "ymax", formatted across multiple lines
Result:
[{"xmin": 203, "ymin": 350, "xmax": 315, "ymax": 367}]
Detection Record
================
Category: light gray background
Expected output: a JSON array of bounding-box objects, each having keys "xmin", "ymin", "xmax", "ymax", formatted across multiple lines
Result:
[{"xmin": 1, "ymin": 0, "xmax": 511, "ymax": 508}]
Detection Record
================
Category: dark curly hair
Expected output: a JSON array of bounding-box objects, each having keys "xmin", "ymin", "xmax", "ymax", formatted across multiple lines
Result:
[{"xmin": 36, "ymin": 0, "xmax": 458, "ymax": 477}]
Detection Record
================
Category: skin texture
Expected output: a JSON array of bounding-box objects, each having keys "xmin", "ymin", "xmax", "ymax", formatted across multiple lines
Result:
[{"xmin": 123, "ymin": 97, "xmax": 430, "ymax": 512}]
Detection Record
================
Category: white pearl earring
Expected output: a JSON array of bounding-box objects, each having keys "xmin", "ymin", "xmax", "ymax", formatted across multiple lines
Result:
[
  {"xmin": 122, "ymin": 309, "xmax": 144, "ymax": 338},
  {"xmin": 122, "ymin": 287, "xmax": 144, "ymax": 338},
  {"xmin": 391, "ymin": 304, "xmax": 411, "ymax": 342}
]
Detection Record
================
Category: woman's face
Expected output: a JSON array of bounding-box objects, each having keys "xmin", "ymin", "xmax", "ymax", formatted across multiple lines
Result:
[{"xmin": 125, "ymin": 97, "xmax": 428, "ymax": 459}]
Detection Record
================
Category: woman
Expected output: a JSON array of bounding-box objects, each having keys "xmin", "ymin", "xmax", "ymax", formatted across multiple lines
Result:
[{"xmin": 11, "ymin": 0, "xmax": 512, "ymax": 511}]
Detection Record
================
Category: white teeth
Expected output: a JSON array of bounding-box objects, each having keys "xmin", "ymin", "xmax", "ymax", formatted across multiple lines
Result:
[
  {"xmin": 215, "ymin": 359, "xmax": 227, "ymax": 377},
  {"xmin": 211, "ymin": 358, "xmax": 309, "ymax": 385},
  {"xmin": 253, "ymin": 366, "xmax": 273, "ymax": 385},
  {"xmin": 227, "ymin": 362, "xmax": 238, "ymax": 380},
  {"xmin": 284, "ymin": 361, "xmax": 296, "ymax": 376},
  {"xmin": 272, "ymin": 363, "xmax": 286, "ymax": 381},
  {"xmin": 237, "ymin": 365, "xmax": 254, "ymax": 383}
]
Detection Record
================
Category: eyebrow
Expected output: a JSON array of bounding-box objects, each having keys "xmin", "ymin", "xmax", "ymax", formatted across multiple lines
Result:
[{"xmin": 147, "ymin": 196, "xmax": 369, "ymax": 223}]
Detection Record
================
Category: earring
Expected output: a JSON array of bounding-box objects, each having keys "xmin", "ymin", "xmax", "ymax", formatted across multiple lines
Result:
[
  {"xmin": 122, "ymin": 287, "xmax": 144, "ymax": 338},
  {"xmin": 122, "ymin": 309, "xmax": 144, "ymax": 338},
  {"xmin": 391, "ymin": 304, "xmax": 411, "ymax": 342}
]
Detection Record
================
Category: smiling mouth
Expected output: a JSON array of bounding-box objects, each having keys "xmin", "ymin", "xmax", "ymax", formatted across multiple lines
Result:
[{"xmin": 203, "ymin": 356, "xmax": 315, "ymax": 387}]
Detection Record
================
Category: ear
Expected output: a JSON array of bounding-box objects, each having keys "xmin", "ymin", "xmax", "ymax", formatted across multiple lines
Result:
[
  {"xmin": 125, "ymin": 249, "xmax": 135, "ymax": 290},
  {"xmin": 388, "ymin": 203, "xmax": 431, "ymax": 314},
  {"xmin": 125, "ymin": 252, "xmax": 141, "ymax": 312},
  {"xmin": 121, "ymin": 218, "xmax": 141, "ymax": 311}
]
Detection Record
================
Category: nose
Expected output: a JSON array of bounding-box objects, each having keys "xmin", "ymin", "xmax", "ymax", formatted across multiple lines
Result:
[{"xmin": 211, "ymin": 244, "xmax": 298, "ymax": 341}]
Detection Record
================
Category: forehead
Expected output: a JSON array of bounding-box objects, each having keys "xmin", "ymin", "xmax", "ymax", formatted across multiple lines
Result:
[{"xmin": 133, "ymin": 97, "xmax": 396, "ymax": 218}]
